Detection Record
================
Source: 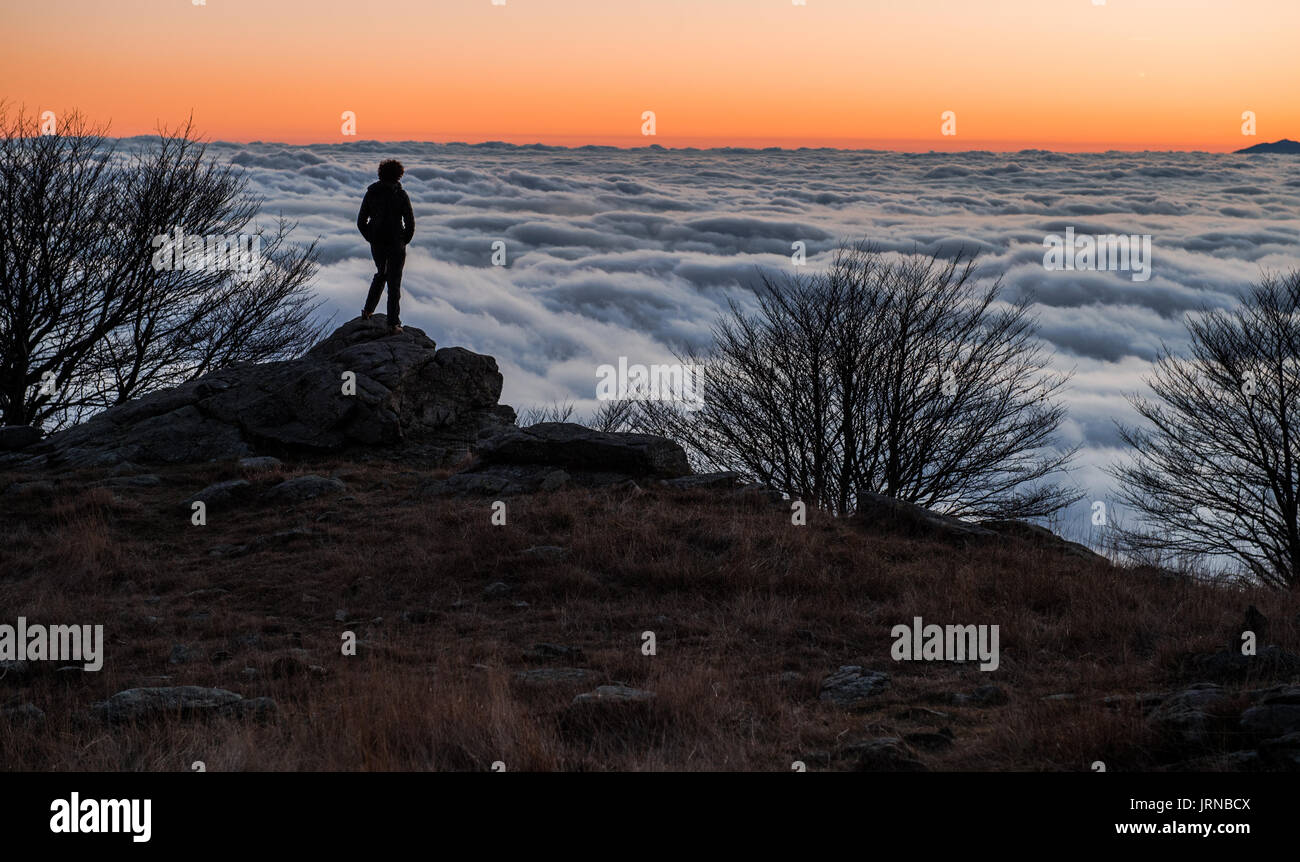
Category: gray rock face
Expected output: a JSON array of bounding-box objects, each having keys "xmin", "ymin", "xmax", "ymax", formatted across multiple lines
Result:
[
  {"xmin": 30, "ymin": 317, "xmax": 515, "ymax": 468},
  {"xmin": 819, "ymin": 666, "xmax": 891, "ymax": 709}
]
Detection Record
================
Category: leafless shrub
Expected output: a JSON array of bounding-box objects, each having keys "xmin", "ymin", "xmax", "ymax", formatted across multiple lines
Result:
[
  {"xmin": 0, "ymin": 106, "xmax": 325, "ymax": 429},
  {"xmin": 1112, "ymin": 271, "xmax": 1300, "ymax": 589},
  {"xmin": 637, "ymin": 243, "xmax": 1079, "ymax": 518}
]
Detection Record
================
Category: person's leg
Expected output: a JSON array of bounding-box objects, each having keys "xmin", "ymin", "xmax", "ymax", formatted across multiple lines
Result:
[
  {"xmin": 363, "ymin": 243, "xmax": 387, "ymax": 318},
  {"xmin": 386, "ymin": 245, "xmax": 406, "ymax": 327}
]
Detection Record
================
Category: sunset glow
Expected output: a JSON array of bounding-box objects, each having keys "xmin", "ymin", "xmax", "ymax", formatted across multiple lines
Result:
[{"xmin": 4, "ymin": 0, "xmax": 1297, "ymax": 149}]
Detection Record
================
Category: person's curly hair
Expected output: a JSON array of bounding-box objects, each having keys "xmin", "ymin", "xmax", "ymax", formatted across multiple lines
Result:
[{"xmin": 378, "ymin": 159, "xmax": 404, "ymax": 182}]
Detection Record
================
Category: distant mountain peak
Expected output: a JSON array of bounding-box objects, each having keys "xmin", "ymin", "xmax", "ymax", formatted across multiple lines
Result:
[{"xmin": 1235, "ymin": 138, "xmax": 1300, "ymax": 154}]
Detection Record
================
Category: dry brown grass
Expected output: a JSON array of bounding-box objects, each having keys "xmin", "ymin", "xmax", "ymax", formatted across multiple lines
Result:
[{"xmin": 2, "ymin": 458, "xmax": 1297, "ymax": 772}]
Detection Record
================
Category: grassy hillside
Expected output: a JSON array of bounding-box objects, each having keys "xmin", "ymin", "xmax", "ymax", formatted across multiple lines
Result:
[{"xmin": 2, "ymin": 457, "xmax": 1298, "ymax": 771}]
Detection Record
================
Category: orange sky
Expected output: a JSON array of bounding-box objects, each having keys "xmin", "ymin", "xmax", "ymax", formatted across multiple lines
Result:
[{"xmin": 3, "ymin": 0, "xmax": 1296, "ymax": 150}]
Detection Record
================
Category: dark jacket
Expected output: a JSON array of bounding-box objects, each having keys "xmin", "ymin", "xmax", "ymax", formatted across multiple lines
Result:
[{"xmin": 357, "ymin": 180, "xmax": 415, "ymax": 247}]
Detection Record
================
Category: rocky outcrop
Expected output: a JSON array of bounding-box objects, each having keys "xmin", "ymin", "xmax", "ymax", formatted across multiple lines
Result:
[
  {"xmin": 854, "ymin": 491, "xmax": 1107, "ymax": 563},
  {"xmin": 16, "ymin": 318, "xmax": 515, "ymax": 469}
]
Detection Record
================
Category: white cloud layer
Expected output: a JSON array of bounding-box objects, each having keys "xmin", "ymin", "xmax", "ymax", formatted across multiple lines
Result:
[{"xmin": 159, "ymin": 139, "xmax": 1300, "ymax": 526}]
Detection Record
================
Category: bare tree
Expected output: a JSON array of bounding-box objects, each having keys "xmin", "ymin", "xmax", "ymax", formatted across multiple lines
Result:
[
  {"xmin": 589, "ymin": 398, "xmax": 636, "ymax": 432},
  {"xmin": 636, "ymin": 244, "xmax": 1079, "ymax": 518},
  {"xmin": 1112, "ymin": 271, "xmax": 1300, "ymax": 589},
  {"xmin": 516, "ymin": 400, "xmax": 575, "ymax": 426},
  {"xmin": 0, "ymin": 106, "xmax": 324, "ymax": 430}
]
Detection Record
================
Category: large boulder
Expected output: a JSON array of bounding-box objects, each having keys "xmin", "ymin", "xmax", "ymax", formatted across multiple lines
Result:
[
  {"xmin": 423, "ymin": 422, "xmax": 692, "ymax": 496},
  {"xmin": 476, "ymin": 422, "xmax": 690, "ymax": 477},
  {"xmin": 27, "ymin": 318, "xmax": 515, "ymax": 468}
]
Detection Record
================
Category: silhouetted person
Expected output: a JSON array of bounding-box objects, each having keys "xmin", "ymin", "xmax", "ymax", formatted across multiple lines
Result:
[{"xmin": 357, "ymin": 159, "xmax": 415, "ymax": 333}]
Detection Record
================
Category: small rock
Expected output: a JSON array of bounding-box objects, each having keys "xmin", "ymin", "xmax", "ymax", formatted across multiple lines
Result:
[
  {"xmin": 572, "ymin": 684, "xmax": 656, "ymax": 705},
  {"xmin": 818, "ymin": 666, "xmax": 891, "ymax": 710},
  {"xmin": 238, "ymin": 456, "xmax": 283, "ymax": 471},
  {"xmin": 482, "ymin": 581, "xmax": 512, "ymax": 599},
  {"xmin": 521, "ymin": 545, "xmax": 569, "ymax": 561},
  {"xmin": 263, "ymin": 475, "xmax": 345, "ymax": 503},
  {"xmin": 91, "ymin": 686, "xmax": 266, "ymax": 722},
  {"xmin": 1148, "ymin": 684, "xmax": 1228, "ymax": 745},
  {"xmin": 182, "ymin": 479, "xmax": 250, "ymax": 509}
]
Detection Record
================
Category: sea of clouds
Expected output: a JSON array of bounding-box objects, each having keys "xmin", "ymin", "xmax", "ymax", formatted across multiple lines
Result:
[{"xmin": 186, "ymin": 139, "xmax": 1300, "ymax": 534}]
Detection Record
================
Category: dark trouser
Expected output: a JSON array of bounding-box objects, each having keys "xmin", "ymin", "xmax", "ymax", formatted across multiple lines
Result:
[{"xmin": 364, "ymin": 242, "xmax": 406, "ymax": 326}]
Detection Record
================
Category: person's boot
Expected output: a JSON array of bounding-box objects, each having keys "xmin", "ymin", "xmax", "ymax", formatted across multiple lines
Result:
[
  {"xmin": 389, "ymin": 325, "xmax": 404, "ymax": 334},
  {"xmin": 360, "ymin": 310, "xmax": 373, "ymax": 320}
]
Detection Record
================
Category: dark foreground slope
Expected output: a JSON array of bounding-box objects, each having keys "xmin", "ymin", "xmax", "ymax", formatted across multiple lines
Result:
[{"xmin": 3, "ymin": 455, "xmax": 1299, "ymax": 772}]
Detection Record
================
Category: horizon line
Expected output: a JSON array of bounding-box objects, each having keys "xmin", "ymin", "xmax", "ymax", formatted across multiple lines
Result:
[{"xmin": 112, "ymin": 135, "xmax": 1292, "ymax": 156}]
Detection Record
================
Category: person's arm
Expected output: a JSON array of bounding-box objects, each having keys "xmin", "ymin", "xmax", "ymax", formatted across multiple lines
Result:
[
  {"xmin": 401, "ymin": 192, "xmax": 415, "ymax": 245},
  {"xmin": 357, "ymin": 190, "xmax": 372, "ymax": 241}
]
